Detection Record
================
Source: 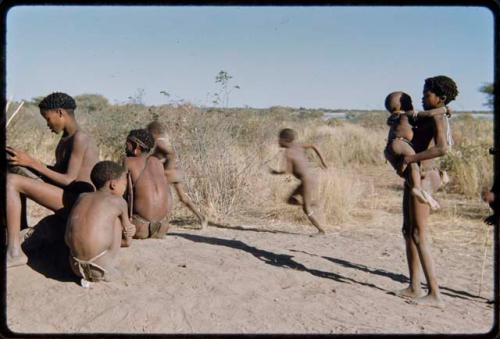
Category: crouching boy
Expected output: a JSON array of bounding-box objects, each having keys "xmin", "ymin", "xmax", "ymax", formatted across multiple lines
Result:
[{"xmin": 65, "ymin": 161, "xmax": 135, "ymax": 284}]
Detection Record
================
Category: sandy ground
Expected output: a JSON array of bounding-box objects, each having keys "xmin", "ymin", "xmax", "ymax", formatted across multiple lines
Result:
[{"xmin": 6, "ymin": 172, "xmax": 496, "ymax": 335}]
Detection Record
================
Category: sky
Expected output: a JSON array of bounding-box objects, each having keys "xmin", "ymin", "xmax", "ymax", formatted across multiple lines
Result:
[{"xmin": 6, "ymin": 6, "xmax": 495, "ymax": 110}]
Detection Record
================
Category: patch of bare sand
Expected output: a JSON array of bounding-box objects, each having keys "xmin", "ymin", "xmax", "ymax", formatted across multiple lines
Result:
[{"xmin": 7, "ymin": 213, "xmax": 494, "ymax": 334}]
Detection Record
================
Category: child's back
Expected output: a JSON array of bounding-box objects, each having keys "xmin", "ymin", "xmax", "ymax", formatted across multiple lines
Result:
[
  {"xmin": 66, "ymin": 191, "xmax": 123, "ymax": 260},
  {"xmin": 65, "ymin": 161, "xmax": 133, "ymax": 284}
]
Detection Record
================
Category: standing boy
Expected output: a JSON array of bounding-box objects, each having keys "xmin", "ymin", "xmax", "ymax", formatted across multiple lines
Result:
[{"xmin": 146, "ymin": 120, "xmax": 207, "ymax": 229}]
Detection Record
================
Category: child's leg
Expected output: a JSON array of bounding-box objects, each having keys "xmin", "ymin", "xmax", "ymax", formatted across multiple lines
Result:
[
  {"xmin": 301, "ymin": 177, "xmax": 325, "ymax": 234},
  {"xmin": 174, "ymin": 182, "xmax": 207, "ymax": 229},
  {"xmin": 6, "ymin": 174, "xmax": 65, "ymax": 267},
  {"xmin": 287, "ymin": 184, "xmax": 303, "ymax": 205},
  {"xmin": 391, "ymin": 140, "xmax": 438, "ymax": 209}
]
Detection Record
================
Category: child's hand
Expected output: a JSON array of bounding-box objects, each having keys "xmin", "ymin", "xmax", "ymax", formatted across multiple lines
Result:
[
  {"xmin": 445, "ymin": 106, "xmax": 452, "ymax": 117},
  {"xmin": 123, "ymin": 221, "xmax": 136, "ymax": 238}
]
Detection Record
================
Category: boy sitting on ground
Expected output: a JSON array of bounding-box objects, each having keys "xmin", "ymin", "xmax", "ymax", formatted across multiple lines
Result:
[
  {"xmin": 65, "ymin": 161, "xmax": 135, "ymax": 284},
  {"xmin": 147, "ymin": 120, "xmax": 207, "ymax": 230},
  {"xmin": 125, "ymin": 129, "xmax": 172, "ymax": 238},
  {"xmin": 269, "ymin": 128, "xmax": 328, "ymax": 236},
  {"xmin": 384, "ymin": 91, "xmax": 450, "ymax": 210}
]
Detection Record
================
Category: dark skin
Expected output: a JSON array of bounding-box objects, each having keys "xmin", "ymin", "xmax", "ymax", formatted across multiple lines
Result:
[
  {"xmin": 6, "ymin": 108, "xmax": 99, "ymax": 268},
  {"xmin": 65, "ymin": 172, "xmax": 136, "ymax": 282},
  {"xmin": 148, "ymin": 130, "xmax": 207, "ymax": 230},
  {"xmin": 385, "ymin": 92, "xmax": 449, "ymax": 209},
  {"xmin": 125, "ymin": 140, "xmax": 172, "ymax": 239},
  {"xmin": 270, "ymin": 138, "xmax": 328, "ymax": 235},
  {"xmin": 388, "ymin": 86, "xmax": 450, "ymax": 308}
]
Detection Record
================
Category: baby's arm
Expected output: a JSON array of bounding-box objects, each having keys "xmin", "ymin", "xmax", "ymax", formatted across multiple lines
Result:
[
  {"xmin": 406, "ymin": 106, "xmax": 450, "ymax": 119},
  {"xmin": 117, "ymin": 197, "xmax": 135, "ymax": 247},
  {"xmin": 303, "ymin": 144, "xmax": 327, "ymax": 169}
]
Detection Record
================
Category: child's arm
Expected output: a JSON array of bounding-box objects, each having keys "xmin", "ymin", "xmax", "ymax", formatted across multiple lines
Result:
[
  {"xmin": 403, "ymin": 114, "xmax": 449, "ymax": 165},
  {"xmin": 405, "ymin": 106, "xmax": 450, "ymax": 119},
  {"xmin": 6, "ymin": 132, "xmax": 90, "ymax": 187},
  {"xmin": 118, "ymin": 198, "xmax": 135, "ymax": 247},
  {"xmin": 269, "ymin": 154, "xmax": 292, "ymax": 175},
  {"xmin": 303, "ymin": 144, "xmax": 328, "ymax": 169}
]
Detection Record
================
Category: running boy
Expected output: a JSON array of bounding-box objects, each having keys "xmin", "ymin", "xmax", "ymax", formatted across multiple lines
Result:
[
  {"xmin": 384, "ymin": 91, "xmax": 450, "ymax": 210},
  {"xmin": 147, "ymin": 120, "xmax": 207, "ymax": 230},
  {"xmin": 269, "ymin": 128, "xmax": 328, "ymax": 235},
  {"xmin": 125, "ymin": 129, "xmax": 172, "ymax": 238},
  {"xmin": 65, "ymin": 161, "xmax": 135, "ymax": 283}
]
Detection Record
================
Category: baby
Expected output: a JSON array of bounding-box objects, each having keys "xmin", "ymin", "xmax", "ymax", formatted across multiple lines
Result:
[{"xmin": 384, "ymin": 91, "xmax": 449, "ymax": 210}]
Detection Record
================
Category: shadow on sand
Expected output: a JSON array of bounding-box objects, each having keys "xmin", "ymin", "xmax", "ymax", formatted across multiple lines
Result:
[
  {"xmin": 289, "ymin": 249, "xmax": 490, "ymax": 303},
  {"xmin": 170, "ymin": 232, "xmax": 389, "ymax": 293},
  {"xmin": 21, "ymin": 215, "xmax": 78, "ymax": 284}
]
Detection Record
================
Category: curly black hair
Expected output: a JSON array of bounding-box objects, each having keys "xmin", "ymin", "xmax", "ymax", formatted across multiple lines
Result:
[
  {"xmin": 127, "ymin": 129, "xmax": 155, "ymax": 152},
  {"xmin": 90, "ymin": 161, "xmax": 126, "ymax": 189},
  {"xmin": 424, "ymin": 76, "xmax": 459, "ymax": 104},
  {"xmin": 384, "ymin": 91, "xmax": 414, "ymax": 112},
  {"xmin": 279, "ymin": 128, "xmax": 297, "ymax": 142},
  {"xmin": 38, "ymin": 92, "xmax": 77, "ymax": 113}
]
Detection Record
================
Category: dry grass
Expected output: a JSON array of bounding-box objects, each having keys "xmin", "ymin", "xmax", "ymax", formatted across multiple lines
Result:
[{"xmin": 6, "ymin": 98, "xmax": 493, "ymax": 231}]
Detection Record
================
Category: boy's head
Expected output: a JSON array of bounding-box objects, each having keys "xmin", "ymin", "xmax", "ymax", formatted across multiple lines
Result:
[
  {"xmin": 38, "ymin": 92, "xmax": 76, "ymax": 134},
  {"xmin": 278, "ymin": 128, "xmax": 296, "ymax": 147},
  {"xmin": 384, "ymin": 91, "xmax": 413, "ymax": 113},
  {"xmin": 146, "ymin": 120, "xmax": 165, "ymax": 139},
  {"xmin": 90, "ymin": 161, "xmax": 127, "ymax": 195},
  {"xmin": 126, "ymin": 129, "xmax": 155, "ymax": 156},
  {"xmin": 422, "ymin": 75, "xmax": 458, "ymax": 110}
]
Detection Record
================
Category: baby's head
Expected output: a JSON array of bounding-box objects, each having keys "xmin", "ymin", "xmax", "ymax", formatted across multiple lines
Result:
[
  {"xmin": 278, "ymin": 128, "xmax": 297, "ymax": 148},
  {"xmin": 384, "ymin": 91, "xmax": 413, "ymax": 114},
  {"xmin": 90, "ymin": 161, "xmax": 127, "ymax": 195}
]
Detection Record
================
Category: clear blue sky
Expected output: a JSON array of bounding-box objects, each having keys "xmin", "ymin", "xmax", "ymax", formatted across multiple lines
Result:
[{"xmin": 6, "ymin": 6, "xmax": 494, "ymax": 110}]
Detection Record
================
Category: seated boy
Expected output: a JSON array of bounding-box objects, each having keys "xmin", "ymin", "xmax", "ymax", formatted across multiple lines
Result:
[
  {"xmin": 147, "ymin": 120, "xmax": 207, "ymax": 230},
  {"xmin": 6, "ymin": 92, "xmax": 99, "ymax": 268},
  {"xmin": 65, "ymin": 161, "xmax": 135, "ymax": 284},
  {"xmin": 125, "ymin": 129, "xmax": 172, "ymax": 238},
  {"xmin": 383, "ymin": 91, "xmax": 450, "ymax": 210},
  {"xmin": 269, "ymin": 128, "xmax": 328, "ymax": 236}
]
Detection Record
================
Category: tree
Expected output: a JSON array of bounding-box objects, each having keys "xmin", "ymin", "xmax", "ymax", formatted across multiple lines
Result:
[
  {"xmin": 479, "ymin": 83, "xmax": 494, "ymax": 109},
  {"xmin": 214, "ymin": 70, "xmax": 240, "ymax": 108}
]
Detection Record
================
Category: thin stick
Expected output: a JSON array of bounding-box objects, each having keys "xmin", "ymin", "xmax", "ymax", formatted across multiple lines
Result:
[
  {"xmin": 478, "ymin": 224, "xmax": 491, "ymax": 297},
  {"xmin": 5, "ymin": 96, "xmax": 13, "ymax": 113},
  {"xmin": 6, "ymin": 101, "xmax": 24, "ymax": 127}
]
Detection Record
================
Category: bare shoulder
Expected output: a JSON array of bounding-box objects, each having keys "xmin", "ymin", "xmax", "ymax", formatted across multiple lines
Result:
[{"xmin": 73, "ymin": 130, "xmax": 92, "ymax": 144}]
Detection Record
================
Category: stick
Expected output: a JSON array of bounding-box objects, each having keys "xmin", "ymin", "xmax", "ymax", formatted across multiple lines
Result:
[
  {"xmin": 478, "ymin": 224, "xmax": 491, "ymax": 297},
  {"xmin": 6, "ymin": 101, "xmax": 24, "ymax": 127}
]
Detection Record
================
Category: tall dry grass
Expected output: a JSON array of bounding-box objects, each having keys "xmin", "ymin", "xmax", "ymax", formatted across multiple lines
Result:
[{"xmin": 5, "ymin": 97, "xmax": 493, "ymax": 228}]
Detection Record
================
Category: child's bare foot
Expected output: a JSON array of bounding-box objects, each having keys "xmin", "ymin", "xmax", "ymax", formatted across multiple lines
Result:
[
  {"xmin": 7, "ymin": 250, "xmax": 28, "ymax": 268},
  {"xmin": 393, "ymin": 286, "xmax": 424, "ymax": 299},
  {"xmin": 410, "ymin": 294, "xmax": 445, "ymax": 309},
  {"xmin": 309, "ymin": 230, "xmax": 326, "ymax": 237},
  {"xmin": 199, "ymin": 216, "xmax": 208, "ymax": 230},
  {"xmin": 439, "ymin": 170, "xmax": 450, "ymax": 186},
  {"xmin": 421, "ymin": 190, "xmax": 440, "ymax": 210}
]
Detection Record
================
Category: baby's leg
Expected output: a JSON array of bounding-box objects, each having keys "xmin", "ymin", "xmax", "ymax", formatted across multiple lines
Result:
[
  {"xmin": 390, "ymin": 140, "xmax": 431, "ymax": 206},
  {"xmin": 301, "ymin": 177, "xmax": 325, "ymax": 235}
]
